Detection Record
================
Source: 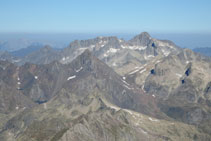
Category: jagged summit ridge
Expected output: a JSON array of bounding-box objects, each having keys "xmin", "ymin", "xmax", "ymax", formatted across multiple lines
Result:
[
  {"xmin": 1, "ymin": 32, "xmax": 181, "ymax": 69},
  {"xmin": 129, "ymin": 32, "xmax": 152, "ymax": 46}
]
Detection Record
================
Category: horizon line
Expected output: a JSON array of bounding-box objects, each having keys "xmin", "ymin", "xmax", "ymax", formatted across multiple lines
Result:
[{"xmin": 1, "ymin": 31, "xmax": 211, "ymax": 35}]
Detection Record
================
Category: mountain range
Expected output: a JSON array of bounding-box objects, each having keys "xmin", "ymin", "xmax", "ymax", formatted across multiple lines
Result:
[
  {"xmin": 193, "ymin": 47, "xmax": 211, "ymax": 57},
  {"xmin": 0, "ymin": 32, "xmax": 211, "ymax": 141}
]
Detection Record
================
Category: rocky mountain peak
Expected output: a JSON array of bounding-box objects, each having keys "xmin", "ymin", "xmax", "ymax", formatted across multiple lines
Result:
[
  {"xmin": 129, "ymin": 32, "xmax": 152, "ymax": 46},
  {"xmin": 78, "ymin": 49, "xmax": 92, "ymax": 60},
  {"xmin": 40, "ymin": 45, "xmax": 52, "ymax": 52},
  {"xmin": 139, "ymin": 32, "xmax": 151, "ymax": 38},
  {"xmin": 70, "ymin": 49, "xmax": 108, "ymax": 73}
]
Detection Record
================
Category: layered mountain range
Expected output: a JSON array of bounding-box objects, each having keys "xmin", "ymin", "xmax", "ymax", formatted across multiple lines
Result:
[
  {"xmin": 0, "ymin": 32, "xmax": 211, "ymax": 141},
  {"xmin": 193, "ymin": 47, "xmax": 211, "ymax": 57}
]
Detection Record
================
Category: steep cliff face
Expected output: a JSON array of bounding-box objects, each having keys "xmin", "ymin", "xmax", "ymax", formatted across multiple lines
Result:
[{"xmin": 126, "ymin": 48, "xmax": 211, "ymax": 131}]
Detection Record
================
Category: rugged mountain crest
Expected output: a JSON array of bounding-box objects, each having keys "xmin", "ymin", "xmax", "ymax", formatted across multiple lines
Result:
[
  {"xmin": 0, "ymin": 32, "xmax": 181, "ymax": 75},
  {"xmin": 0, "ymin": 49, "xmax": 161, "ymax": 117},
  {"xmin": 0, "ymin": 50, "xmax": 187, "ymax": 141},
  {"xmin": 129, "ymin": 32, "xmax": 152, "ymax": 46},
  {"xmin": 1, "ymin": 33, "xmax": 211, "ymax": 140},
  {"xmin": 18, "ymin": 45, "xmax": 62, "ymax": 65}
]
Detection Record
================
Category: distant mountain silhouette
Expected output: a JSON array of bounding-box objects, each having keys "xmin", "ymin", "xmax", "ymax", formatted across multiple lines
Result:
[
  {"xmin": 193, "ymin": 47, "xmax": 211, "ymax": 57},
  {"xmin": 10, "ymin": 44, "xmax": 43, "ymax": 57}
]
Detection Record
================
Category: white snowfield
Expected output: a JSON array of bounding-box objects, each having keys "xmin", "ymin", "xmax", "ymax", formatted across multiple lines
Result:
[
  {"xmin": 124, "ymin": 84, "xmax": 132, "ymax": 90},
  {"xmin": 62, "ymin": 57, "xmax": 66, "ymax": 61},
  {"xmin": 176, "ymin": 73, "xmax": 182, "ymax": 77},
  {"xmin": 90, "ymin": 45, "xmax": 95, "ymax": 48},
  {"xmin": 103, "ymin": 48, "xmax": 120, "ymax": 57},
  {"xmin": 112, "ymin": 62, "xmax": 117, "ymax": 66},
  {"xmin": 75, "ymin": 67, "xmax": 83, "ymax": 72},
  {"xmin": 67, "ymin": 75, "xmax": 76, "ymax": 81},
  {"xmin": 78, "ymin": 48, "xmax": 87, "ymax": 51},
  {"xmin": 62, "ymin": 56, "xmax": 70, "ymax": 61},
  {"xmin": 144, "ymin": 55, "xmax": 154, "ymax": 60},
  {"xmin": 108, "ymin": 48, "xmax": 120, "ymax": 53},
  {"xmin": 122, "ymin": 80, "xmax": 130, "ymax": 86},
  {"xmin": 148, "ymin": 117, "xmax": 159, "ymax": 122},
  {"xmin": 162, "ymin": 49, "xmax": 170, "ymax": 56},
  {"xmin": 122, "ymin": 79, "xmax": 133, "ymax": 90},
  {"xmin": 121, "ymin": 45, "xmax": 147, "ymax": 51},
  {"xmin": 139, "ymin": 68, "xmax": 146, "ymax": 74},
  {"xmin": 129, "ymin": 66, "xmax": 144, "ymax": 75},
  {"xmin": 156, "ymin": 60, "xmax": 161, "ymax": 64},
  {"xmin": 98, "ymin": 40, "xmax": 107, "ymax": 47}
]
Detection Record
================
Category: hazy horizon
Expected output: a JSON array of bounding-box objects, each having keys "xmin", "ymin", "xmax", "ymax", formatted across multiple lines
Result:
[
  {"xmin": 0, "ymin": 32, "xmax": 211, "ymax": 50},
  {"xmin": 1, "ymin": 0, "xmax": 211, "ymax": 50}
]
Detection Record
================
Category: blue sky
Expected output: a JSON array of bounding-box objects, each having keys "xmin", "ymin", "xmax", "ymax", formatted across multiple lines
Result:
[{"xmin": 0, "ymin": 0, "xmax": 211, "ymax": 34}]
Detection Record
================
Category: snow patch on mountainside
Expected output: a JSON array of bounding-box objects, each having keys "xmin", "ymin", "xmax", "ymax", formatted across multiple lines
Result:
[
  {"xmin": 144, "ymin": 55, "xmax": 154, "ymax": 60},
  {"xmin": 112, "ymin": 62, "xmax": 117, "ymax": 66},
  {"xmin": 67, "ymin": 75, "xmax": 76, "ymax": 80},
  {"xmin": 62, "ymin": 56, "xmax": 70, "ymax": 61},
  {"xmin": 121, "ymin": 45, "xmax": 147, "ymax": 51},
  {"xmin": 103, "ymin": 48, "xmax": 120, "ymax": 57},
  {"xmin": 108, "ymin": 48, "xmax": 119, "ymax": 53},
  {"xmin": 75, "ymin": 67, "xmax": 83, "ymax": 72},
  {"xmin": 79, "ymin": 48, "xmax": 87, "ymax": 51},
  {"xmin": 122, "ymin": 80, "xmax": 130, "ymax": 86},
  {"xmin": 129, "ymin": 66, "xmax": 144, "ymax": 75},
  {"xmin": 176, "ymin": 73, "xmax": 182, "ymax": 77},
  {"xmin": 139, "ymin": 69, "xmax": 146, "ymax": 74},
  {"xmin": 90, "ymin": 45, "xmax": 95, "ymax": 48},
  {"xmin": 149, "ymin": 117, "xmax": 159, "ymax": 122},
  {"xmin": 162, "ymin": 49, "xmax": 170, "ymax": 56}
]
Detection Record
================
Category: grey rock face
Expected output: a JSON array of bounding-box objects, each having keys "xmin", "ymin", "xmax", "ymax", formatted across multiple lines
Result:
[{"xmin": 128, "ymin": 32, "xmax": 152, "ymax": 46}]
